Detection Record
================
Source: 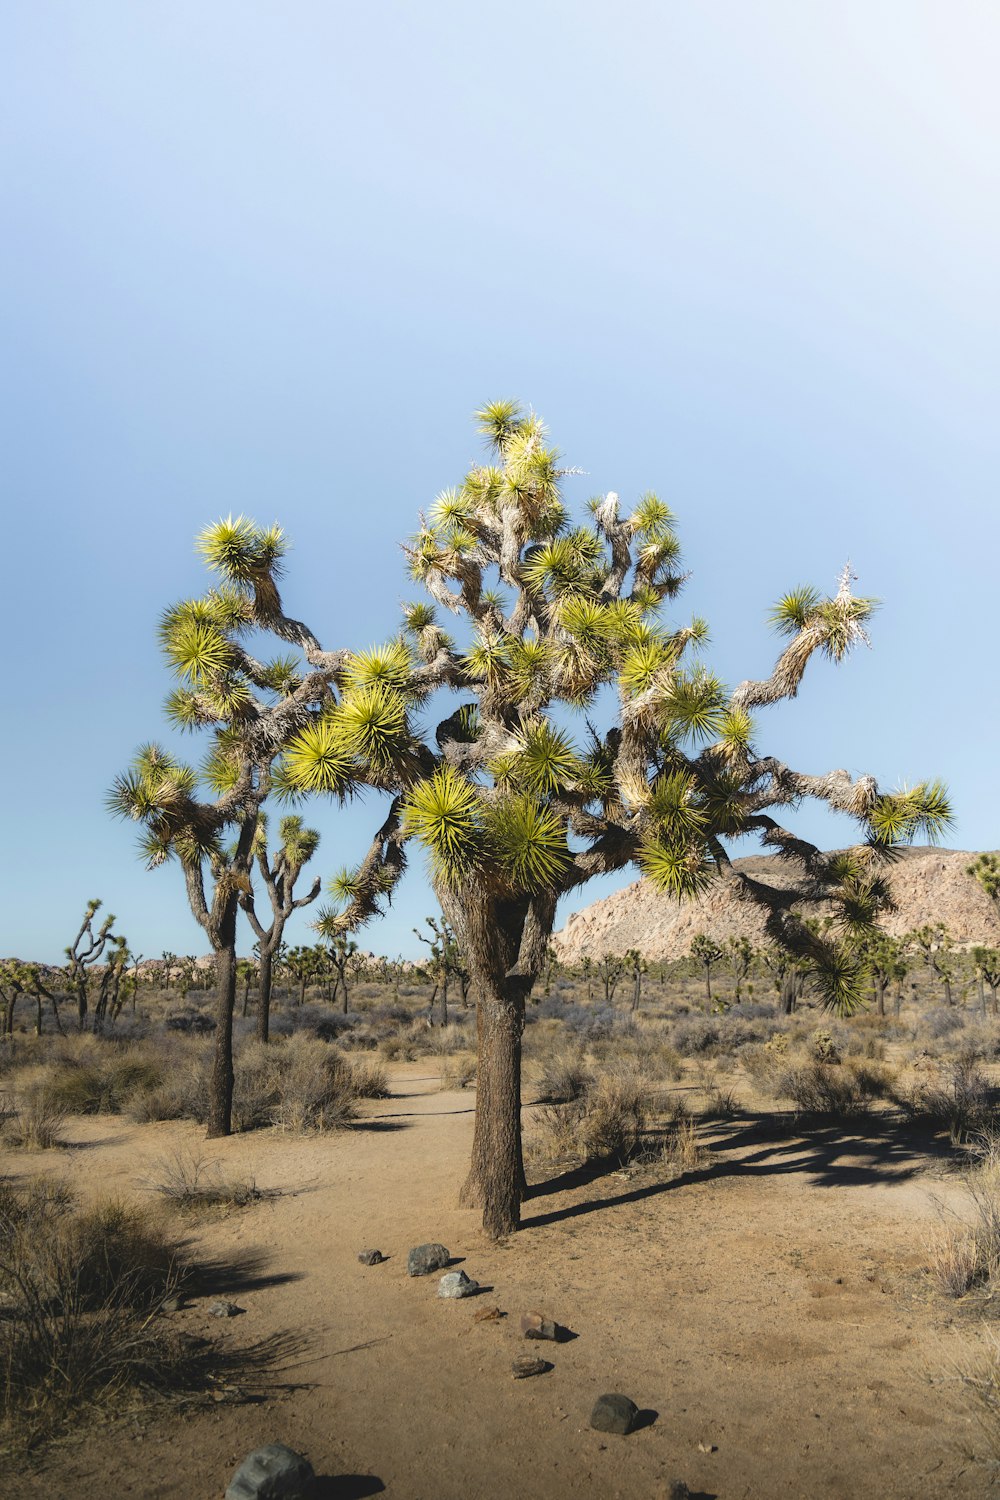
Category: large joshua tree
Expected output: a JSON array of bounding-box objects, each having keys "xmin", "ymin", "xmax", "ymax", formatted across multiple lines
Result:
[{"xmin": 131, "ymin": 404, "xmax": 949, "ymax": 1235}]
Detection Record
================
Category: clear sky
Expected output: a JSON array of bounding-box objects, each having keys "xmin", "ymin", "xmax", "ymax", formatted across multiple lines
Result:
[{"xmin": 2, "ymin": 1, "xmax": 997, "ymax": 964}]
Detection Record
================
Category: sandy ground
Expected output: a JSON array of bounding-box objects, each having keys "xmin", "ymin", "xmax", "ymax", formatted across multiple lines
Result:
[{"xmin": 5, "ymin": 1063, "xmax": 1000, "ymax": 1500}]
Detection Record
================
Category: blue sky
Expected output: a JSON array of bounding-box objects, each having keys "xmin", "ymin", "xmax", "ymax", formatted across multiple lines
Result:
[{"xmin": 2, "ymin": 1, "xmax": 997, "ymax": 963}]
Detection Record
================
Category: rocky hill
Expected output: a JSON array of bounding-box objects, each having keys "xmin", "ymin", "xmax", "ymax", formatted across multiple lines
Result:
[{"xmin": 553, "ymin": 848, "xmax": 1000, "ymax": 962}]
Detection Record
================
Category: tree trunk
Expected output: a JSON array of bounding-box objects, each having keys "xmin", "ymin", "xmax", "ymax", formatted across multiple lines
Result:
[
  {"xmin": 207, "ymin": 941, "xmax": 237, "ymax": 1138},
  {"xmin": 632, "ymin": 968, "xmax": 641, "ymax": 1012},
  {"xmin": 942, "ymin": 974, "xmax": 953, "ymax": 1006},
  {"xmin": 440, "ymin": 970, "xmax": 449, "ymax": 1028},
  {"xmin": 257, "ymin": 949, "xmax": 273, "ymax": 1043},
  {"xmin": 459, "ymin": 975, "xmax": 526, "ymax": 1238},
  {"xmin": 778, "ymin": 972, "xmax": 796, "ymax": 1016},
  {"xmin": 874, "ymin": 974, "xmax": 885, "ymax": 1018},
  {"xmin": 342, "ymin": 968, "xmax": 350, "ymax": 1016},
  {"xmin": 703, "ymin": 966, "xmax": 712, "ymax": 1006}
]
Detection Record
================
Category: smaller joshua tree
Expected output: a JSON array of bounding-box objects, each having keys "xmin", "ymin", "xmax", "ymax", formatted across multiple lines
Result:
[
  {"xmin": 239, "ymin": 813, "xmax": 321, "ymax": 1042},
  {"xmin": 690, "ymin": 933, "xmax": 723, "ymax": 1007},
  {"xmin": 65, "ymin": 899, "xmax": 117, "ymax": 1030}
]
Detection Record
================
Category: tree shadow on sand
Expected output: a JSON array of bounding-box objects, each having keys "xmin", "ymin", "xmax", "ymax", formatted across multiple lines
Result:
[{"xmin": 522, "ymin": 1109, "xmax": 960, "ymax": 1230}]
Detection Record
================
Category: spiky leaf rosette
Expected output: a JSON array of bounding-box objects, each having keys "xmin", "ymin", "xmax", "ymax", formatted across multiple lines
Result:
[
  {"xmin": 485, "ymin": 794, "xmax": 572, "ymax": 893},
  {"xmin": 402, "ymin": 765, "xmax": 484, "ymax": 886}
]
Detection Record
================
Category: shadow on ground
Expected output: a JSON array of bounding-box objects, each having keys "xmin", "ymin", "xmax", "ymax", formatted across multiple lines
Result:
[{"xmin": 523, "ymin": 1109, "xmax": 958, "ymax": 1229}]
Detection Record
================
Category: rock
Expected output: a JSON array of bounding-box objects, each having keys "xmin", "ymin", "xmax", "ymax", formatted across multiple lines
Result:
[
  {"xmin": 438, "ymin": 1270, "xmax": 479, "ymax": 1298},
  {"xmin": 407, "ymin": 1242, "xmax": 450, "ymax": 1277},
  {"xmin": 160, "ymin": 1294, "xmax": 184, "ymax": 1314},
  {"xmin": 589, "ymin": 1393, "xmax": 639, "ymax": 1435},
  {"xmin": 521, "ymin": 1310, "xmax": 558, "ymax": 1341},
  {"xmin": 664, "ymin": 1484, "xmax": 691, "ymax": 1500},
  {"xmin": 357, "ymin": 1249, "xmax": 385, "ymax": 1265},
  {"xmin": 512, "ymin": 1355, "xmax": 551, "ymax": 1379},
  {"xmin": 208, "ymin": 1300, "xmax": 242, "ymax": 1318},
  {"xmin": 224, "ymin": 1443, "xmax": 315, "ymax": 1500},
  {"xmin": 473, "ymin": 1305, "xmax": 505, "ymax": 1323}
]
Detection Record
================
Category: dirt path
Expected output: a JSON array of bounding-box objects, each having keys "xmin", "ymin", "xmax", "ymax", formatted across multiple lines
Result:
[{"xmin": 6, "ymin": 1065, "xmax": 998, "ymax": 1499}]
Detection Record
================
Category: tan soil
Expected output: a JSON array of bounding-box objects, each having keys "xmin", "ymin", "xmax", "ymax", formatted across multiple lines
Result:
[{"xmin": 5, "ymin": 1064, "xmax": 998, "ymax": 1500}]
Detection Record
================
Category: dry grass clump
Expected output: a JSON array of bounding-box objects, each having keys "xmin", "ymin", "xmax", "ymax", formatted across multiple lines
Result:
[
  {"xmin": 901, "ymin": 1053, "xmax": 995, "ymax": 1146},
  {"xmin": 232, "ymin": 1035, "xmax": 357, "ymax": 1132},
  {"xmin": 526, "ymin": 1065, "xmax": 648, "ymax": 1170},
  {"xmin": 930, "ymin": 1131, "xmax": 1000, "ymax": 1299},
  {"xmin": 43, "ymin": 1052, "xmax": 164, "ymax": 1116},
  {"xmin": 439, "ymin": 1055, "xmax": 476, "ymax": 1090},
  {"xmin": 0, "ymin": 1177, "xmax": 292, "ymax": 1453},
  {"xmin": 532, "ymin": 1049, "xmax": 593, "ymax": 1104},
  {"xmin": 0, "ymin": 1179, "xmax": 188, "ymax": 1449},
  {"xmin": 146, "ymin": 1149, "xmax": 267, "ymax": 1213},
  {"xmin": 658, "ymin": 1117, "xmax": 706, "ymax": 1177},
  {"xmin": 2, "ymin": 1087, "xmax": 65, "ymax": 1150},
  {"xmin": 742, "ymin": 1048, "xmax": 896, "ymax": 1119}
]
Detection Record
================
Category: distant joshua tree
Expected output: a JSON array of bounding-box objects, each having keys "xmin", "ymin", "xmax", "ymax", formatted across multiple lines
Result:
[
  {"xmin": 690, "ymin": 934, "xmax": 724, "ymax": 1006},
  {"xmin": 65, "ymin": 899, "xmax": 117, "ymax": 1031},
  {"xmin": 239, "ymin": 813, "xmax": 322, "ymax": 1042},
  {"xmin": 113, "ymin": 405, "xmax": 950, "ymax": 1235}
]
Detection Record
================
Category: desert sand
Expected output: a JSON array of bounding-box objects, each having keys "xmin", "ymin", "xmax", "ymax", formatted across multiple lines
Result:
[{"xmin": 4, "ymin": 1063, "xmax": 996, "ymax": 1500}]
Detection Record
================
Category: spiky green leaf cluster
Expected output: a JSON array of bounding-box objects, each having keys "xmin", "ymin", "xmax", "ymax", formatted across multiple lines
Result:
[{"xmin": 867, "ymin": 780, "xmax": 953, "ymax": 847}]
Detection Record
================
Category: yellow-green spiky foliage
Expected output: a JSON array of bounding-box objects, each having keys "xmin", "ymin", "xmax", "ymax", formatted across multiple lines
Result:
[{"xmin": 279, "ymin": 404, "xmax": 950, "ymax": 1039}]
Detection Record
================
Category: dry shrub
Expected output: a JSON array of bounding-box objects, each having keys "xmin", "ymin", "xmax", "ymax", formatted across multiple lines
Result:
[
  {"xmin": 439, "ymin": 1055, "xmax": 476, "ymax": 1090},
  {"xmin": 744, "ymin": 1052, "xmax": 895, "ymax": 1118},
  {"xmin": 903, "ymin": 1054, "xmax": 994, "ymax": 1146},
  {"xmin": 527, "ymin": 1067, "xmax": 648, "ymax": 1170},
  {"xmin": 234, "ymin": 1035, "xmax": 357, "ymax": 1132},
  {"xmin": 930, "ymin": 1131, "xmax": 1000, "ymax": 1298},
  {"xmin": 147, "ymin": 1149, "xmax": 266, "ymax": 1212},
  {"xmin": 578, "ymin": 1069, "xmax": 647, "ymax": 1162},
  {"xmin": 350, "ymin": 1057, "xmax": 390, "ymax": 1099},
  {"xmin": 3, "ymin": 1088, "xmax": 64, "ymax": 1150},
  {"xmin": 659, "ymin": 1118, "xmax": 705, "ymax": 1177},
  {"xmin": 533, "ymin": 1049, "xmax": 592, "ymax": 1104},
  {"xmin": 43, "ymin": 1053, "xmax": 164, "ymax": 1116},
  {"xmin": 0, "ymin": 1178, "xmax": 288, "ymax": 1452}
]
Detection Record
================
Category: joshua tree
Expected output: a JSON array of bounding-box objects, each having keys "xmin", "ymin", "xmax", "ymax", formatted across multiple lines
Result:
[
  {"xmin": 580, "ymin": 955, "xmax": 594, "ymax": 1002},
  {"xmin": 283, "ymin": 944, "xmax": 320, "ymax": 1006},
  {"xmin": 109, "ymin": 516, "xmax": 345, "ymax": 1135},
  {"xmin": 971, "ymin": 945, "xmax": 1000, "ymax": 1017},
  {"xmin": 413, "ymin": 915, "xmax": 465, "ymax": 1025},
  {"xmin": 325, "ymin": 933, "xmax": 360, "ymax": 1014},
  {"xmin": 239, "ymin": 813, "xmax": 322, "ymax": 1041},
  {"xmin": 91, "ymin": 934, "xmax": 131, "ymax": 1031},
  {"xmin": 597, "ymin": 952, "xmax": 625, "ymax": 1005},
  {"xmin": 724, "ymin": 935, "xmax": 755, "ymax": 1004},
  {"xmin": 624, "ymin": 948, "xmax": 646, "ymax": 1012},
  {"xmin": 907, "ymin": 923, "xmax": 956, "ymax": 1006},
  {"xmin": 859, "ymin": 932, "xmax": 906, "ymax": 1017},
  {"xmin": 967, "ymin": 853, "xmax": 1000, "ymax": 910},
  {"xmin": 153, "ymin": 405, "xmax": 949, "ymax": 1237},
  {"xmin": 691, "ymin": 934, "xmax": 723, "ymax": 1007},
  {"xmin": 65, "ymin": 900, "xmax": 118, "ymax": 1030}
]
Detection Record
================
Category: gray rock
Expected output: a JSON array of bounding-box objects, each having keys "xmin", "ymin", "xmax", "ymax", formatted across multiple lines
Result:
[
  {"xmin": 438, "ymin": 1270, "xmax": 479, "ymax": 1298},
  {"xmin": 407, "ymin": 1242, "xmax": 450, "ymax": 1276},
  {"xmin": 208, "ymin": 1299, "xmax": 242, "ymax": 1318},
  {"xmin": 589, "ymin": 1393, "xmax": 639, "ymax": 1435},
  {"xmin": 512, "ymin": 1354, "xmax": 551, "ymax": 1379},
  {"xmin": 225, "ymin": 1443, "xmax": 315, "ymax": 1500},
  {"xmin": 664, "ymin": 1483, "xmax": 691, "ymax": 1500},
  {"xmin": 160, "ymin": 1294, "xmax": 184, "ymax": 1314},
  {"xmin": 357, "ymin": 1249, "xmax": 385, "ymax": 1265}
]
